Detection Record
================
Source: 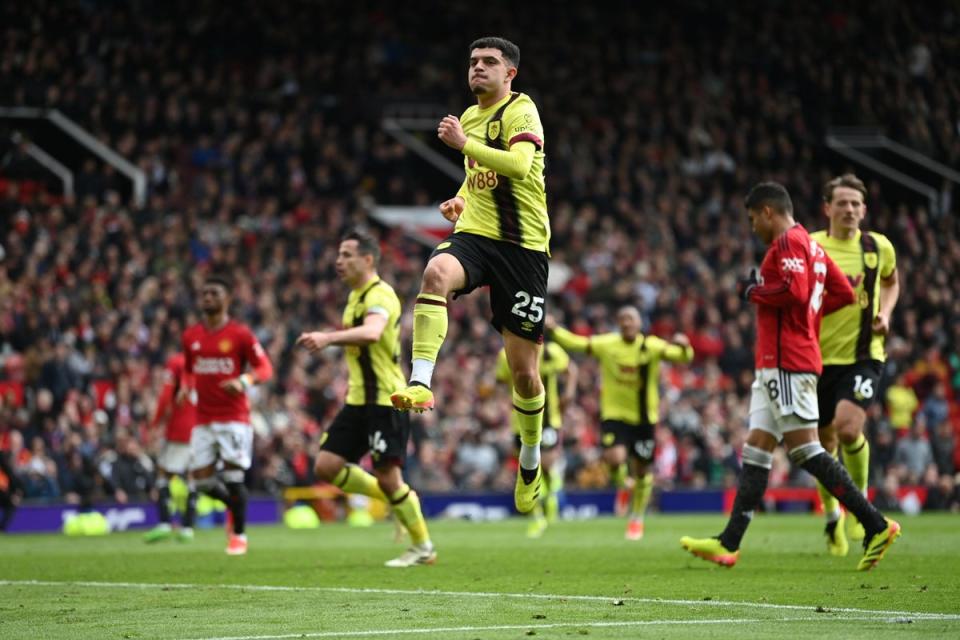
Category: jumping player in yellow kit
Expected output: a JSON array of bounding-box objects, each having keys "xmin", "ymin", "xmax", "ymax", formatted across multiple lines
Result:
[{"xmin": 390, "ymin": 37, "xmax": 551, "ymax": 514}]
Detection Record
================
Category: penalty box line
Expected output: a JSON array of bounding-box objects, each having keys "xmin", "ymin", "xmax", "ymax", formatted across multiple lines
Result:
[{"xmin": 2, "ymin": 579, "xmax": 958, "ymax": 622}]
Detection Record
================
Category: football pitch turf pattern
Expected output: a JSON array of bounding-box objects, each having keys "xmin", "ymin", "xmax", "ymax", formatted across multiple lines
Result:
[{"xmin": 1, "ymin": 514, "xmax": 957, "ymax": 639}]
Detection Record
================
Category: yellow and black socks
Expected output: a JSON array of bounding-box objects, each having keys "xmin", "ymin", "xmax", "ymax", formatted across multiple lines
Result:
[
  {"xmin": 333, "ymin": 464, "xmax": 388, "ymax": 503},
  {"xmin": 514, "ymin": 389, "xmax": 545, "ymax": 480},
  {"xmin": 842, "ymin": 433, "xmax": 870, "ymax": 496},
  {"xmin": 390, "ymin": 484, "xmax": 431, "ymax": 547},
  {"xmin": 630, "ymin": 473, "xmax": 654, "ymax": 520},
  {"xmin": 410, "ymin": 293, "xmax": 448, "ymax": 386},
  {"xmin": 610, "ymin": 462, "xmax": 629, "ymax": 488}
]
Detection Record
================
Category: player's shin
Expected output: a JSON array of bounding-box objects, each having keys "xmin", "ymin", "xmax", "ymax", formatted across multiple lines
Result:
[
  {"xmin": 222, "ymin": 469, "xmax": 248, "ymax": 536},
  {"xmin": 789, "ymin": 442, "xmax": 886, "ymax": 537},
  {"xmin": 155, "ymin": 476, "xmax": 172, "ymax": 524},
  {"xmin": 183, "ymin": 481, "xmax": 198, "ymax": 529},
  {"xmin": 610, "ymin": 462, "xmax": 628, "ymax": 488},
  {"xmin": 333, "ymin": 464, "xmax": 389, "ymax": 502},
  {"xmin": 514, "ymin": 389, "xmax": 545, "ymax": 476},
  {"xmin": 815, "ymin": 447, "xmax": 841, "ymax": 521},
  {"xmin": 842, "ymin": 434, "xmax": 870, "ymax": 495},
  {"xmin": 718, "ymin": 445, "xmax": 772, "ymax": 551},
  {"xmin": 630, "ymin": 472, "xmax": 654, "ymax": 520},
  {"xmin": 410, "ymin": 294, "xmax": 448, "ymax": 386},
  {"xmin": 390, "ymin": 484, "xmax": 430, "ymax": 547}
]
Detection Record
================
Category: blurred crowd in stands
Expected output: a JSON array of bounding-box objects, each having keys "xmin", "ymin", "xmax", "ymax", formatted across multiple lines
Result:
[{"xmin": 1, "ymin": 0, "xmax": 959, "ymax": 522}]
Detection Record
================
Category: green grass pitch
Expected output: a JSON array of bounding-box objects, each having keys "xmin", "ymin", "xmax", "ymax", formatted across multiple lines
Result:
[{"xmin": 1, "ymin": 514, "xmax": 958, "ymax": 639}]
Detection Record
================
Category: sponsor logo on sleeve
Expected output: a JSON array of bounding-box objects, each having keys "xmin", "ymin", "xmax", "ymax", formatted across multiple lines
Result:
[{"xmin": 781, "ymin": 257, "xmax": 806, "ymax": 273}]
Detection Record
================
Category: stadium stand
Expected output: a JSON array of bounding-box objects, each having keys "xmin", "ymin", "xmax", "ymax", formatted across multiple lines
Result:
[{"xmin": 0, "ymin": 0, "xmax": 958, "ymax": 513}]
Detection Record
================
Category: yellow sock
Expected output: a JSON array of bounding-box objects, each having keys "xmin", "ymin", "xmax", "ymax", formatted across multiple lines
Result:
[
  {"xmin": 842, "ymin": 434, "xmax": 870, "ymax": 495},
  {"xmin": 630, "ymin": 473, "xmax": 653, "ymax": 518},
  {"xmin": 514, "ymin": 390, "xmax": 545, "ymax": 471},
  {"xmin": 546, "ymin": 467, "xmax": 563, "ymax": 493},
  {"xmin": 816, "ymin": 448, "xmax": 840, "ymax": 519},
  {"xmin": 390, "ymin": 484, "xmax": 430, "ymax": 546},
  {"xmin": 610, "ymin": 463, "xmax": 628, "ymax": 488},
  {"xmin": 531, "ymin": 501, "xmax": 545, "ymax": 521},
  {"xmin": 543, "ymin": 468, "xmax": 561, "ymax": 521},
  {"xmin": 412, "ymin": 293, "xmax": 448, "ymax": 365},
  {"xmin": 544, "ymin": 492, "xmax": 559, "ymax": 522},
  {"xmin": 333, "ymin": 464, "xmax": 387, "ymax": 503}
]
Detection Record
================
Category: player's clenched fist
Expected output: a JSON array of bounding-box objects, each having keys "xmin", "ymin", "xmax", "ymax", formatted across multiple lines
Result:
[
  {"xmin": 439, "ymin": 196, "xmax": 465, "ymax": 223},
  {"xmin": 297, "ymin": 331, "xmax": 331, "ymax": 353},
  {"xmin": 438, "ymin": 115, "xmax": 467, "ymax": 150}
]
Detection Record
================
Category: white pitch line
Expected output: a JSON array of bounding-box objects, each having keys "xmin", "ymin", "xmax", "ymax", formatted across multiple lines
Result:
[
  {"xmin": 2, "ymin": 579, "xmax": 958, "ymax": 622},
  {"xmin": 183, "ymin": 616, "xmax": 935, "ymax": 640},
  {"xmin": 183, "ymin": 618, "xmax": 766, "ymax": 640}
]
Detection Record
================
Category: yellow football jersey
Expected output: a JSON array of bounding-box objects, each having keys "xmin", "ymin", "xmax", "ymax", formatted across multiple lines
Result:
[
  {"xmin": 454, "ymin": 92, "xmax": 549, "ymax": 253},
  {"xmin": 342, "ymin": 277, "xmax": 405, "ymax": 406},
  {"xmin": 811, "ymin": 230, "xmax": 896, "ymax": 365}
]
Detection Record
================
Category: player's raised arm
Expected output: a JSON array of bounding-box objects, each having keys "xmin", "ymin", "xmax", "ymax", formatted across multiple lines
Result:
[
  {"xmin": 659, "ymin": 333, "xmax": 695, "ymax": 363},
  {"xmin": 546, "ymin": 317, "xmax": 592, "ymax": 355}
]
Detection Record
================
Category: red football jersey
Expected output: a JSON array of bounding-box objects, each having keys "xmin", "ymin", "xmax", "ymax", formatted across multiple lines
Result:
[
  {"xmin": 182, "ymin": 319, "xmax": 273, "ymax": 425},
  {"xmin": 748, "ymin": 224, "xmax": 854, "ymax": 373},
  {"xmin": 152, "ymin": 353, "xmax": 196, "ymax": 443}
]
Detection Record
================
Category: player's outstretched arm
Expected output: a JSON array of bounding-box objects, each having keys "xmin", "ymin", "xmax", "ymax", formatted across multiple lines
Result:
[
  {"xmin": 546, "ymin": 316, "xmax": 592, "ymax": 355},
  {"xmin": 661, "ymin": 333, "xmax": 695, "ymax": 363},
  {"xmin": 560, "ymin": 358, "xmax": 579, "ymax": 413},
  {"xmin": 297, "ymin": 313, "xmax": 389, "ymax": 352}
]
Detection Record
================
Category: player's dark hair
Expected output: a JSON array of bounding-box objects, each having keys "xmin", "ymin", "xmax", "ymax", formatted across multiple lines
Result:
[
  {"xmin": 205, "ymin": 272, "xmax": 233, "ymax": 291},
  {"xmin": 823, "ymin": 173, "xmax": 867, "ymax": 203},
  {"xmin": 744, "ymin": 182, "xmax": 793, "ymax": 215},
  {"xmin": 470, "ymin": 37, "xmax": 520, "ymax": 68},
  {"xmin": 342, "ymin": 229, "xmax": 380, "ymax": 266}
]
